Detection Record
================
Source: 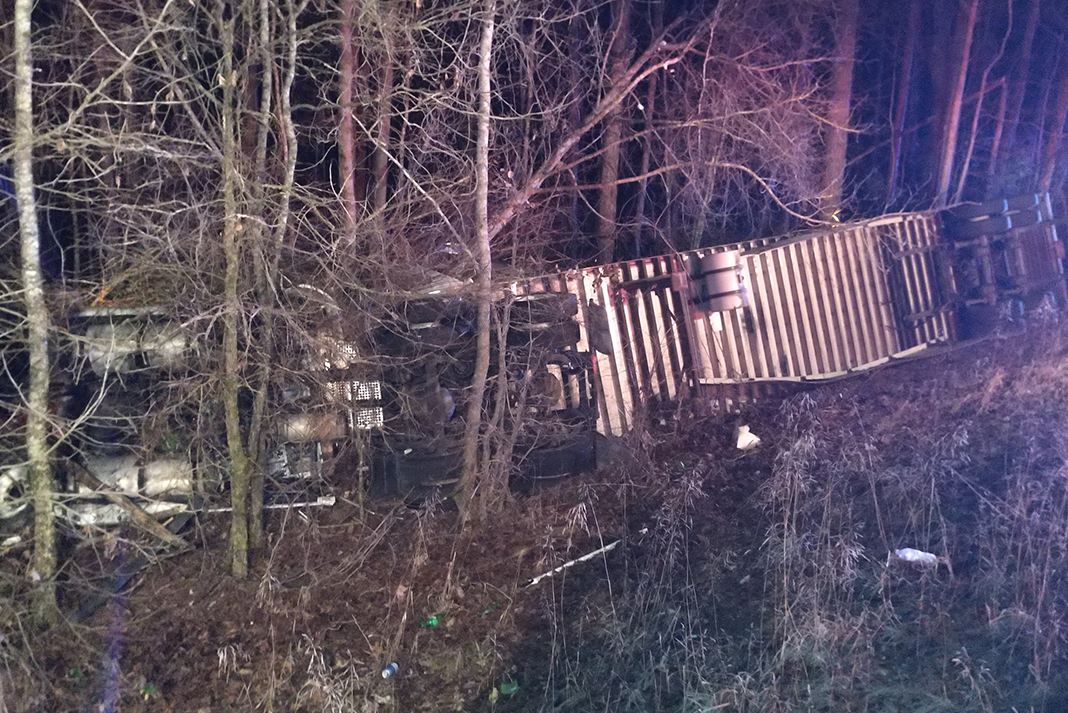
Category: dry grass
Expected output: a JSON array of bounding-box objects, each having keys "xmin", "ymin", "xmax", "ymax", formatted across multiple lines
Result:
[
  {"xmin": 531, "ymin": 325, "xmax": 1068, "ymax": 713},
  {"xmin": 3, "ymin": 326, "xmax": 1068, "ymax": 713}
]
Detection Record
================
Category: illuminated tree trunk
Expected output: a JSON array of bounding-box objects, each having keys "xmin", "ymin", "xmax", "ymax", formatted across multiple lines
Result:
[
  {"xmin": 888, "ymin": 0, "xmax": 918, "ymax": 204},
  {"xmin": 1002, "ymin": 0, "xmax": 1041, "ymax": 157},
  {"xmin": 595, "ymin": 0, "xmax": 631, "ymax": 262},
  {"xmin": 13, "ymin": 0, "xmax": 58, "ymax": 625},
  {"xmin": 458, "ymin": 0, "xmax": 496, "ymax": 522},
  {"xmin": 1038, "ymin": 41, "xmax": 1068, "ymax": 193},
  {"xmin": 339, "ymin": 0, "xmax": 365, "ymax": 236},
  {"xmin": 820, "ymin": 0, "xmax": 858, "ymax": 217},
  {"xmin": 935, "ymin": 0, "xmax": 979, "ymax": 207},
  {"xmin": 218, "ymin": 8, "xmax": 252, "ymax": 579}
]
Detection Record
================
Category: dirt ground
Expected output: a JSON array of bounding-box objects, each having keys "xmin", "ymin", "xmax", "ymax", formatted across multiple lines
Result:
[
  {"xmin": 6, "ymin": 455, "xmax": 653, "ymax": 712},
  {"xmin": 5, "ymin": 322, "xmax": 1068, "ymax": 712}
]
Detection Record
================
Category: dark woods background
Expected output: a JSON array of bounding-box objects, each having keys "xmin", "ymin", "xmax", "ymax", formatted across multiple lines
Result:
[{"xmin": 2, "ymin": 0, "xmax": 1065, "ymax": 282}]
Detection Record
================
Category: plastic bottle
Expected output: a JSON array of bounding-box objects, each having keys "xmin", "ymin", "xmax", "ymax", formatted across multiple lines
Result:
[{"xmin": 381, "ymin": 663, "xmax": 398, "ymax": 679}]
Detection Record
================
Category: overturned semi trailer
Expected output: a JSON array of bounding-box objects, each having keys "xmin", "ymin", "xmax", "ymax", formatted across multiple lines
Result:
[
  {"xmin": 518, "ymin": 194, "xmax": 1064, "ymax": 435},
  {"xmin": 4, "ymin": 195, "xmax": 1059, "ymax": 536}
]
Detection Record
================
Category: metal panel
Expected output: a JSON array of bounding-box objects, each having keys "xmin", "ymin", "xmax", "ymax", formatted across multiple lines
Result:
[{"xmin": 540, "ymin": 212, "xmax": 957, "ymax": 435}]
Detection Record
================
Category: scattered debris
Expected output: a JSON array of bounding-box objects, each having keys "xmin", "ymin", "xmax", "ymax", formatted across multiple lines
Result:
[
  {"xmin": 736, "ymin": 425, "xmax": 761, "ymax": 451},
  {"xmin": 204, "ymin": 494, "xmax": 335, "ymax": 513},
  {"xmin": 523, "ymin": 539, "xmax": 620, "ymax": 587},
  {"xmin": 477, "ymin": 603, "xmax": 501, "ymax": 618},
  {"xmin": 889, "ymin": 547, "xmax": 939, "ymax": 567}
]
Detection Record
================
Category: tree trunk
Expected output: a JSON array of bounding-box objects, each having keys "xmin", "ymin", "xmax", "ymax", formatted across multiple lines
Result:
[
  {"xmin": 246, "ymin": 0, "xmax": 276, "ymax": 555},
  {"xmin": 13, "ymin": 0, "xmax": 58, "ymax": 626},
  {"xmin": 935, "ymin": 0, "xmax": 979, "ymax": 207},
  {"xmin": 954, "ymin": 11, "xmax": 1012, "ymax": 205},
  {"xmin": 1038, "ymin": 41, "xmax": 1068, "ymax": 193},
  {"xmin": 888, "ymin": 0, "xmax": 918, "ymax": 204},
  {"xmin": 631, "ymin": 70, "xmax": 658, "ymax": 257},
  {"xmin": 339, "ymin": 0, "xmax": 364, "ymax": 235},
  {"xmin": 820, "ymin": 0, "xmax": 858, "ymax": 217},
  {"xmin": 595, "ymin": 0, "xmax": 631, "ymax": 262},
  {"xmin": 372, "ymin": 21, "xmax": 394, "ymax": 215},
  {"xmin": 219, "ymin": 9, "xmax": 252, "ymax": 579},
  {"xmin": 986, "ymin": 80, "xmax": 1009, "ymax": 189},
  {"xmin": 458, "ymin": 0, "xmax": 496, "ymax": 522},
  {"xmin": 1002, "ymin": 0, "xmax": 1040, "ymax": 156}
]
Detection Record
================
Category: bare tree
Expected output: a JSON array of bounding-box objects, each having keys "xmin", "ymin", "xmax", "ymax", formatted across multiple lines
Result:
[
  {"xmin": 935, "ymin": 0, "xmax": 979, "ymax": 206},
  {"xmin": 457, "ymin": 0, "xmax": 497, "ymax": 520},
  {"xmin": 820, "ymin": 0, "xmax": 859, "ymax": 217},
  {"xmin": 1001, "ymin": 0, "xmax": 1041, "ymax": 159},
  {"xmin": 888, "ymin": 0, "xmax": 919, "ymax": 204},
  {"xmin": 1038, "ymin": 37, "xmax": 1068, "ymax": 193},
  {"xmin": 215, "ymin": 2, "xmax": 256, "ymax": 578},
  {"xmin": 594, "ymin": 0, "xmax": 632, "ymax": 262},
  {"xmin": 12, "ymin": 0, "xmax": 58, "ymax": 625}
]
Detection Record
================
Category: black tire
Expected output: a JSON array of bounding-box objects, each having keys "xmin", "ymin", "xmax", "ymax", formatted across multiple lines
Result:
[
  {"xmin": 370, "ymin": 446, "xmax": 462, "ymax": 500},
  {"xmin": 512, "ymin": 432, "xmax": 597, "ymax": 493},
  {"xmin": 396, "ymin": 298, "xmax": 470, "ymax": 326},
  {"xmin": 1005, "ymin": 208, "xmax": 1042, "ymax": 230},
  {"xmin": 946, "ymin": 214, "xmax": 1011, "ymax": 240},
  {"xmin": 510, "ymin": 293, "xmax": 578, "ymax": 325},
  {"xmin": 507, "ymin": 321, "xmax": 581, "ymax": 350},
  {"xmin": 941, "ymin": 193, "xmax": 1040, "ymax": 222}
]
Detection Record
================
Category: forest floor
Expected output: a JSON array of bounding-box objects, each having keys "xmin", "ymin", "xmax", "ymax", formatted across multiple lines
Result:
[{"xmin": 5, "ymin": 320, "xmax": 1068, "ymax": 712}]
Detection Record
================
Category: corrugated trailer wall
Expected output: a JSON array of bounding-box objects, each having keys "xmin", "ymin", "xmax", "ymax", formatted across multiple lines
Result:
[
  {"xmin": 687, "ymin": 215, "xmax": 952, "ymax": 382},
  {"xmin": 519, "ymin": 213, "xmax": 953, "ymax": 436}
]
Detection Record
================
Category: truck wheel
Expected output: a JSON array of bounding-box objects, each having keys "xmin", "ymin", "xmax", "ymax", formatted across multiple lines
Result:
[
  {"xmin": 510, "ymin": 293, "xmax": 578, "ymax": 326},
  {"xmin": 946, "ymin": 215, "xmax": 1011, "ymax": 240},
  {"xmin": 941, "ymin": 194, "xmax": 1039, "ymax": 222},
  {"xmin": 507, "ymin": 321, "xmax": 581, "ymax": 350},
  {"xmin": 0, "ymin": 466, "xmax": 29, "ymax": 524},
  {"xmin": 511, "ymin": 432, "xmax": 597, "ymax": 493},
  {"xmin": 947, "ymin": 210, "xmax": 1043, "ymax": 240}
]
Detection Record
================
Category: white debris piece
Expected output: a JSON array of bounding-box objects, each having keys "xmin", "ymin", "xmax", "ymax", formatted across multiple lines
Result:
[
  {"xmin": 736, "ymin": 425, "xmax": 761, "ymax": 451},
  {"xmin": 892, "ymin": 547, "xmax": 939, "ymax": 567}
]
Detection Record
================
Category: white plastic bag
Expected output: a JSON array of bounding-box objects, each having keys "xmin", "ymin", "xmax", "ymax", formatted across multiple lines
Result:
[
  {"xmin": 736, "ymin": 425, "xmax": 761, "ymax": 451},
  {"xmin": 891, "ymin": 547, "xmax": 939, "ymax": 567}
]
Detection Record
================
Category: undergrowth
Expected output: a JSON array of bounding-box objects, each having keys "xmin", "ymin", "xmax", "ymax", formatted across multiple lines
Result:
[
  {"xmin": 536, "ymin": 328, "xmax": 1068, "ymax": 713},
  {"xmin": 3, "ymin": 330, "xmax": 1068, "ymax": 712}
]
